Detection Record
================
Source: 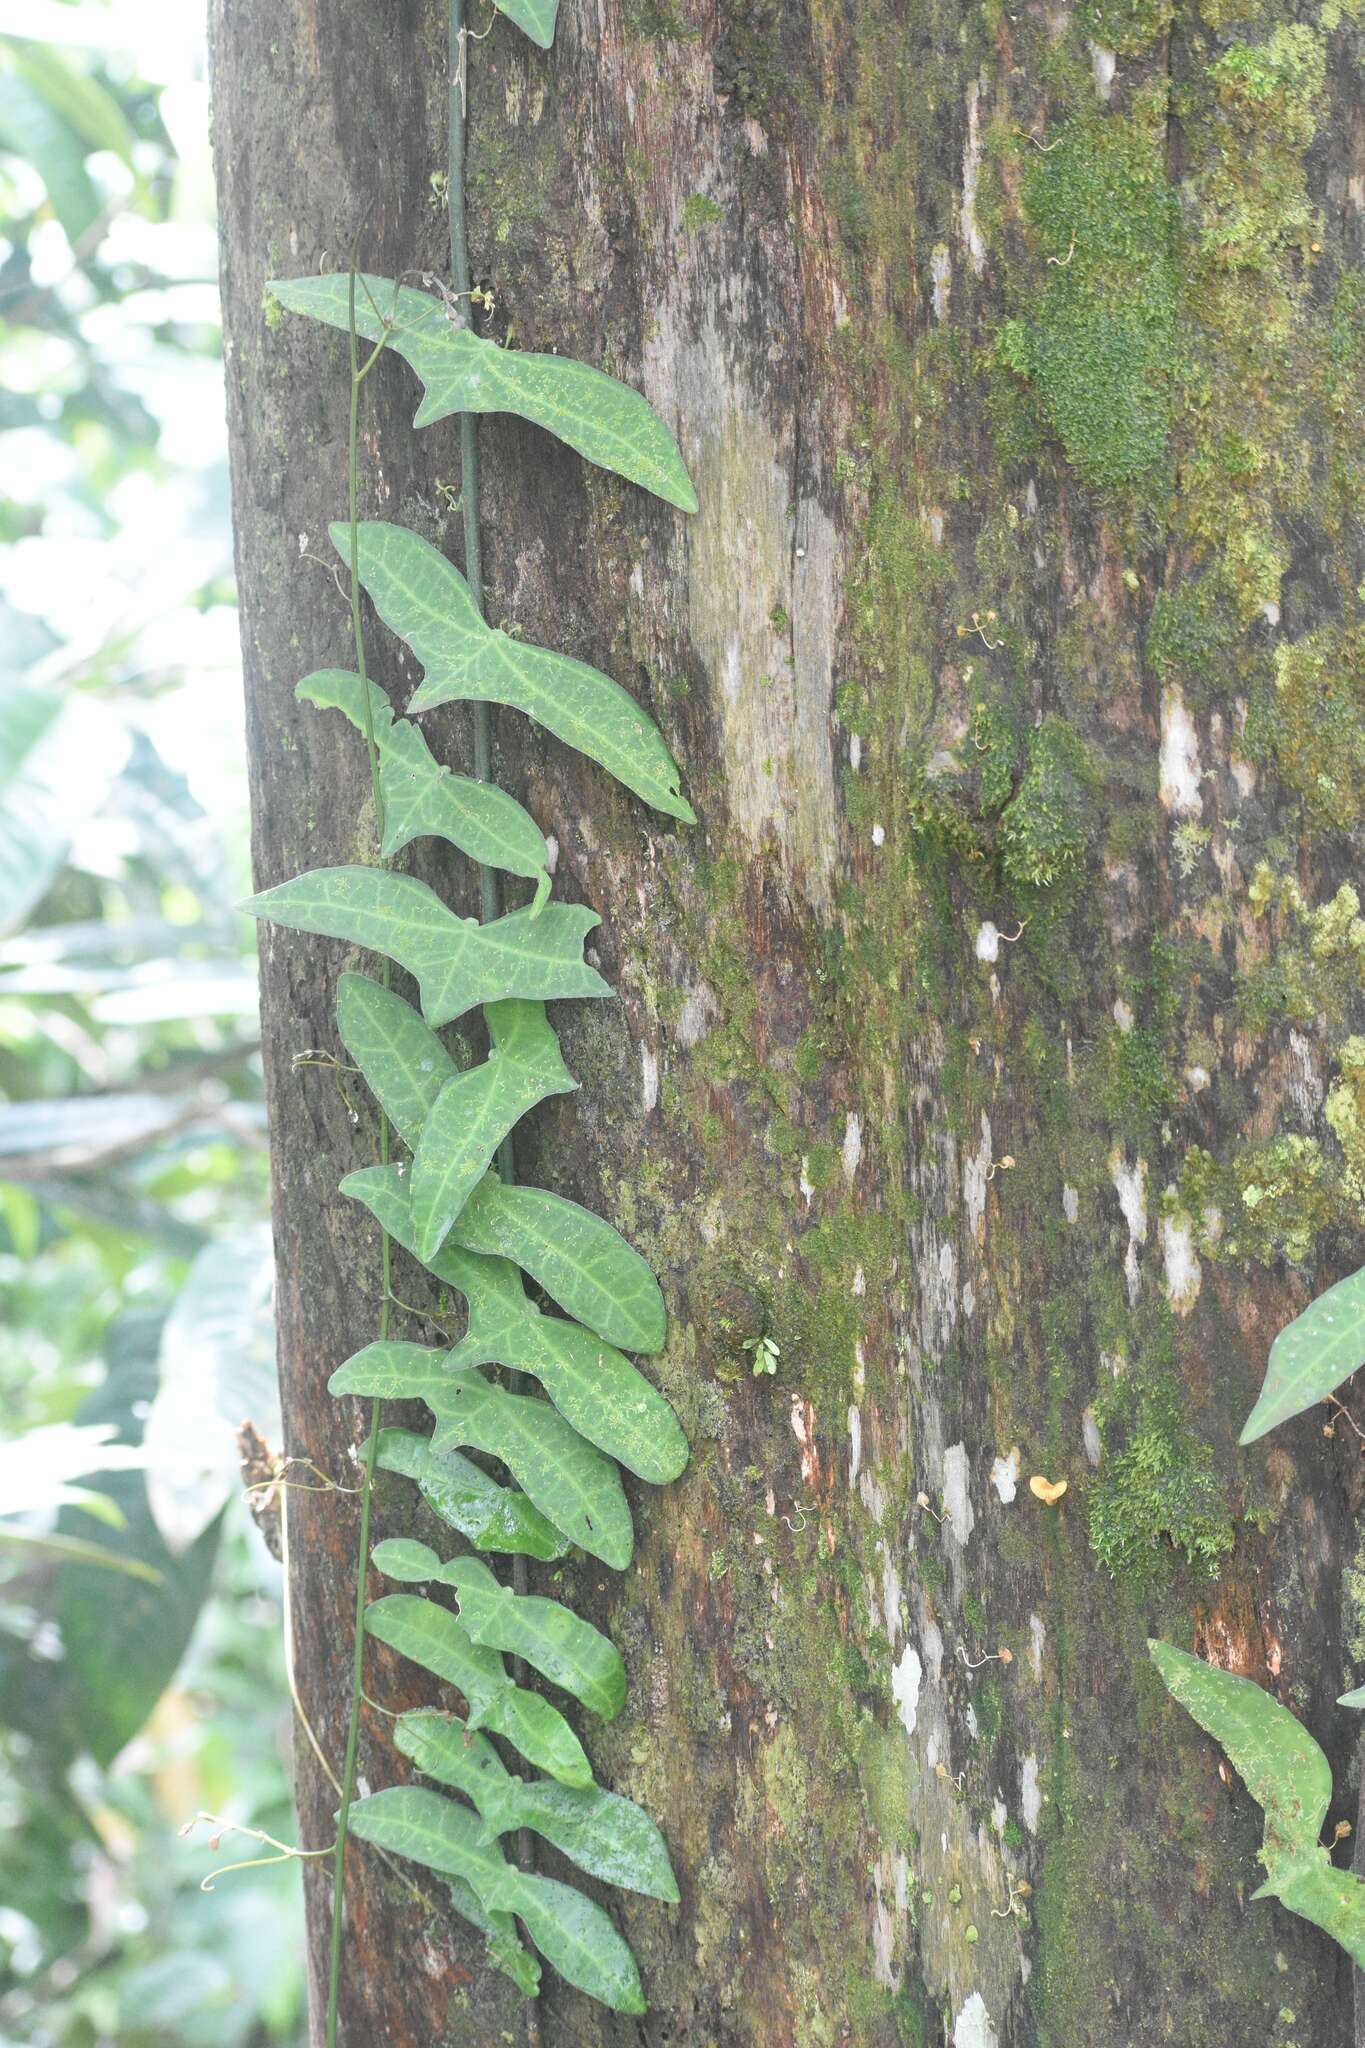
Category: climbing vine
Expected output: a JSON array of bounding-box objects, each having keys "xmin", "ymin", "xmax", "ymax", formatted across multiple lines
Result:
[{"xmin": 250, "ymin": 0, "xmax": 695, "ymax": 2022}]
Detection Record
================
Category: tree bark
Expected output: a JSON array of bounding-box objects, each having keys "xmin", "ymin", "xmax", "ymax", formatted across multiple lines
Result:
[{"xmin": 212, "ymin": 0, "xmax": 1365, "ymax": 2041}]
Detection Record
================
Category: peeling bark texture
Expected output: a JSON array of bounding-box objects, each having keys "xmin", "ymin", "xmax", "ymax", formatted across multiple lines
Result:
[{"xmin": 211, "ymin": 0, "xmax": 1365, "ymax": 2039}]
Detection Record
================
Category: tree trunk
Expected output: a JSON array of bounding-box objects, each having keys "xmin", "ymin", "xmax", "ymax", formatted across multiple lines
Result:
[{"xmin": 211, "ymin": 0, "xmax": 1365, "ymax": 2039}]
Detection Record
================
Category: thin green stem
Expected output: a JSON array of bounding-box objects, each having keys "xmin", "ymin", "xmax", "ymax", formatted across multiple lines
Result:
[{"xmin": 323, "ymin": 268, "xmax": 396, "ymax": 2048}]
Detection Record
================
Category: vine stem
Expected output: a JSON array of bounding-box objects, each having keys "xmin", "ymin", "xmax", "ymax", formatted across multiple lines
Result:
[
  {"xmin": 449, "ymin": 11, "xmax": 542, "ymax": 2037},
  {"xmin": 322, "ymin": 270, "xmax": 394, "ymax": 2048}
]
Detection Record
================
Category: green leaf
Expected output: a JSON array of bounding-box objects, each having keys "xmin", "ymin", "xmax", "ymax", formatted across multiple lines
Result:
[
  {"xmin": 10, "ymin": 43, "xmax": 138, "ymax": 168},
  {"xmin": 332, "ymin": 1343, "xmax": 633, "ymax": 1568},
  {"xmin": 268, "ymin": 275, "xmax": 697, "ymax": 513},
  {"xmin": 369, "ymin": 1426, "xmax": 568, "ymax": 1560},
  {"xmin": 0, "ymin": 675, "xmax": 127, "ymax": 940},
  {"xmin": 444, "ymin": 1246, "xmax": 687, "ymax": 1483},
  {"xmin": 1339, "ymin": 1683, "xmax": 1365, "ymax": 1708},
  {"xmin": 445, "ymin": 1873, "xmax": 541, "ymax": 1997},
  {"xmin": 495, "ymin": 0, "xmax": 560, "ymax": 46},
  {"xmin": 335, "ymin": 973, "xmax": 459, "ymax": 1153},
  {"xmin": 298, "ymin": 670, "xmax": 551, "ymax": 905},
  {"xmin": 411, "ymin": 1001, "xmax": 574, "ymax": 1262},
  {"xmin": 397, "ymin": 1709, "xmax": 679, "ymax": 1901},
  {"xmin": 450, "ymin": 1173, "xmax": 668, "ymax": 1355},
  {"xmin": 0, "ymin": 72, "xmax": 99, "ymax": 244},
  {"xmin": 347, "ymin": 1785, "xmax": 647, "ymax": 2012},
  {"xmin": 342, "ymin": 1166, "xmax": 685, "ymax": 1477},
  {"xmin": 374, "ymin": 1548, "xmax": 624, "ymax": 1719},
  {"xmin": 1264, "ymin": 1852, "xmax": 1365, "ymax": 1968},
  {"xmin": 1240, "ymin": 1265, "xmax": 1365, "ymax": 1444},
  {"xmin": 1149, "ymin": 1641, "xmax": 1331, "ymax": 1849},
  {"xmin": 330, "ymin": 521, "xmax": 692, "ymax": 821},
  {"xmin": 365, "ymin": 1592, "xmax": 592, "ymax": 1787},
  {"xmin": 241, "ymin": 866, "xmax": 610, "ymax": 1028}
]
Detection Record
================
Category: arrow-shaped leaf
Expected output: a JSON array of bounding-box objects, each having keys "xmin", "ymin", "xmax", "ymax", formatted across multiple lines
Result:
[
  {"xmin": 397, "ymin": 1707, "xmax": 678, "ymax": 1900},
  {"xmin": 368, "ymin": 1426, "xmax": 567, "ymax": 1560},
  {"xmin": 411, "ymin": 1000, "xmax": 575, "ymax": 1262},
  {"xmin": 328, "ymin": 520, "xmax": 692, "ymax": 821},
  {"xmin": 342, "ymin": 1165, "xmax": 684, "ymax": 1476},
  {"xmin": 366, "ymin": 1591, "xmax": 591, "ymax": 1787},
  {"xmin": 333, "ymin": 1342, "xmax": 633, "ymax": 1567},
  {"xmin": 242, "ymin": 866, "xmax": 610, "ymax": 1027},
  {"xmin": 1240, "ymin": 1265, "xmax": 1365, "ymax": 1444},
  {"xmin": 348, "ymin": 1785, "xmax": 646, "ymax": 2013},
  {"xmin": 269, "ymin": 275, "xmax": 696, "ymax": 514},
  {"xmin": 372, "ymin": 1544, "xmax": 624, "ymax": 1719},
  {"xmin": 1149, "ymin": 1640, "xmax": 1331, "ymax": 1851},
  {"xmin": 299, "ymin": 670, "xmax": 551, "ymax": 907}
]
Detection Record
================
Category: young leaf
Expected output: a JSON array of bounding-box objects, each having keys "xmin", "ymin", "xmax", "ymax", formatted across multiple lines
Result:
[
  {"xmin": 397, "ymin": 1710, "xmax": 678, "ymax": 1900},
  {"xmin": 495, "ymin": 0, "xmax": 559, "ymax": 46},
  {"xmin": 366, "ymin": 1592, "xmax": 592, "ymax": 1787},
  {"xmin": 445, "ymin": 1872, "xmax": 541, "ymax": 1997},
  {"xmin": 268, "ymin": 275, "xmax": 697, "ymax": 513},
  {"xmin": 1149, "ymin": 1641, "xmax": 1365, "ymax": 1963},
  {"xmin": 369, "ymin": 1426, "xmax": 568, "ymax": 1560},
  {"xmin": 330, "ymin": 520, "xmax": 693, "ymax": 821},
  {"xmin": 341, "ymin": 1165, "xmax": 685, "ymax": 1477},
  {"xmin": 241, "ymin": 866, "xmax": 610, "ymax": 1027},
  {"xmin": 375, "ymin": 1549, "xmax": 625, "ymax": 1719},
  {"xmin": 1239, "ymin": 1265, "xmax": 1365, "ymax": 1444},
  {"xmin": 411, "ymin": 1000, "xmax": 575, "ymax": 1262},
  {"xmin": 1148, "ymin": 1640, "xmax": 1331, "ymax": 1852},
  {"xmin": 332, "ymin": 1343, "xmax": 633, "ymax": 1568},
  {"xmin": 299, "ymin": 670, "xmax": 551, "ymax": 906},
  {"xmin": 450, "ymin": 1173, "xmax": 668, "ymax": 1355},
  {"xmin": 336, "ymin": 973, "xmax": 459, "ymax": 1153},
  {"xmin": 347, "ymin": 1785, "xmax": 647, "ymax": 2013}
]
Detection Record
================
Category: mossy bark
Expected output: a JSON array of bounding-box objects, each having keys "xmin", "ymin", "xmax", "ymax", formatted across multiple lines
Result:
[{"xmin": 212, "ymin": 0, "xmax": 1365, "ymax": 2040}]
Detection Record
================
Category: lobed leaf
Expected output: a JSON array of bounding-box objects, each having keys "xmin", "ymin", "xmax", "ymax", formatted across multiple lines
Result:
[
  {"xmin": 241, "ymin": 865, "xmax": 610, "ymax": 1027},
  {"xmin": 451, "ymin": 1173, "xmax": 667, "ymax": 1354},
  {"xmin": 1149, "ymin": 1641, "xmax": 1331, "ymax": 1852},
  {"xmin": 366, "ymin": 1591, "xmax": 591, "ymax": 1786},
  {"xmin": 1240, "ymin": 1265, "xmax": 1365, "ymax": 1445},
  {"xmin": 348, "ymin": 1785, "xmax": 646, "ymax": 2012},
  {"xmin": 398, "ymin": 1709, "xmax": 678, "ymax": 1900},
  {"xmin": 299, "ymin": 670, "xmax": 551, "ymax": 905},
  {"xmin": 335, "ymin": 973, "xmax": 458, "ymax": 1154},
  {"xmin": 333, "ymin": 1342, "xmax": 633, "ymax": 1568},
  {"xmin": 411, "ymin": 1000, "xmax": 575, "ymax": 1263},
  {"xmin": 328, "ymin": 520, "xmax": 693, "ymax": 820},
  {"xmin": 368, "ymin": 1425, "xmax": 568, "ymax": 1560},
  {"xmin": 269, "ymin": 274, "xmax": 697, "ymax": 513},
  {"xmin": 374, "ymin": 1545, "xmax": 624, "ymax": 1719},
  {"xmin": 1263, "ymin": 1851, "xmax": 1365, "ymax": 1968},
  {"xmin": 342, "ymin": 1165, "xmax": 685, "ymax": 1477}
]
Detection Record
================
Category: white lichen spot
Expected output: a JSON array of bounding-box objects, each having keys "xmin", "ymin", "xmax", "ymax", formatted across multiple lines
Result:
[
  {"xmin": 1113, "ymin": 996, "xmax": 1134, "ymax": 1032},
  {"xmin": 1109, "ymin": 1147, "xmax": 1148, "ymax": 1306},
  {"xmin": 931, "ymin": 243, "xmax": 952, "ymax": 321},
  {"xmin": 954, "ymin": 1992, "xmax": 999, "ymax": 2048},
  {"xmin": 872, "ymin": 822, "xmax": 886, "ymax": 847},
  {"xmin": 676, "ymin": 982, "xmax": 718, "ymax": 1046},
  {"xmin": 543, "ymin": 832, "xmax": 559, "ymax": 874},
  {"xmin": 848, "ymin": 1404, "xmax": 862, "ymax": 1483},
  {"xmin": 966, "ymin": 1703, "xmax": 979, "ymax": 1739},
  {"xmin": 1184, "ymin": 1063, "xmax": 1210, "ymax": 1093},
  {"xmin": 964, "ymin": 1114, "xmax": 991, "ymax": 1238},
  {"xmin": 1082, "ymin": 1407, "xmax": 1102, "ymax": 1467},
  {"xmin": 1159, "ymin": 683, "xmax": 1203, "ymax": 818},
  {"xmin": 975, "ymin": 921, "xmax": 1001, "ymax": 963},
  {"xmin": 892, "ymin": 1643, "xmax": 922, "ymax": 1735},
  {"xmin": 1161, "ymin": 1207, "xmax": 1202, "ymax": 1314},
  {"xmin": 1021, "ymin": 1754, "xmax": 1042, "ymax": 1833},
  {"xmin": 961, "ymin": 80, "xmax": 987, "ymax": 277},
  {"xmin": 1029, "ymin": 1613, "xmax": 1046, "ymax": 1680},
  {"xmin": 842, "ymin": 1112, "xmax": 863, "ymax": 1183},
  {"xmin": 991, "ymin": 1447, "xmax": 1021, "ymax": 1503},
  {"xmin": 942, "ymin": 1443, "xmax": 976, "ymax": 1546},
  {"xmin": 992, "ymin": 1795, "xmax": 1008, "ymax": 1833},
  {"xmin": 640, "ymin": 1042, "xmax": 659, "ymax": 1114},
  {"xmin": 1062, "ymin": 1182, "xmax": 1080, "ymax": 1224},
  {"xmin": 799, "ymin": 1157, "xmax": 815, "ymax": 1207},
  {"xmin": 629, "ymin": 561, "xmax": 644, "ymax": 598},
  {"xmin": 852, "ymin": 1264, "xmax": 866, "ymax": 1296},
  {"xmin": 850, "ymin": 733, "xmax": 862, "ymax": 771},
  {"xmin": 1090, "ymin": 41, "xmax": 1116, "ymax": 98}
]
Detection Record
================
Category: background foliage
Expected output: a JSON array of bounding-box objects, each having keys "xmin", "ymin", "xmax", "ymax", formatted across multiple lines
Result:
[{"xmin": 0, "ymin": 4, "xmax": 301, "ymax": 2040}]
